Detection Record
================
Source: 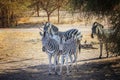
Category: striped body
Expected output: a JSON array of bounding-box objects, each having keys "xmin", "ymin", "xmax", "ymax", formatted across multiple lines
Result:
[
  {"xmin": 62, "ymin": 38, "xmax": 77, "ymax": 55},
  {"xmin": 63, "ymin": 29, "xmax": 79, "ymax": 41}
]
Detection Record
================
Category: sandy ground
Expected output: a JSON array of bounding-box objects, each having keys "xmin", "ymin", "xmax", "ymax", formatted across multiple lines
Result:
[{"xmin": 0, "ymin": 25, "xmax": 120, "ymax": 80}]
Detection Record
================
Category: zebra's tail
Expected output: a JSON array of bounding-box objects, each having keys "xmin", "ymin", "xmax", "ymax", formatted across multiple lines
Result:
[
  {"xmin": 78, "ymin": 43, "xmax": 81, "ymax": 54},
  {"xmin": 77, "ymin": 40, "xmax": 81, "ymax": 54}
]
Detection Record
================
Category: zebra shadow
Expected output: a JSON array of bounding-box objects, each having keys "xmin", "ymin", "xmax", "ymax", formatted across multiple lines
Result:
[{"xmin": 81, "ymin": 44, "xmax": 98, "ymax": 50}]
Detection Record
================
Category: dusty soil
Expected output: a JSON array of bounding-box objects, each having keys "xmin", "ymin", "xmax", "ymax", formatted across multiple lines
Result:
[{"xmin": 0, "ymin": 26, "xmax": 120, "ymax": 80}]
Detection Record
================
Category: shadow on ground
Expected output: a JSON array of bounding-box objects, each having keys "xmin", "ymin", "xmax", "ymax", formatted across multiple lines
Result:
[{"xmin": 0, "ymin": 57, "xmax": 120, "ymax": 80}]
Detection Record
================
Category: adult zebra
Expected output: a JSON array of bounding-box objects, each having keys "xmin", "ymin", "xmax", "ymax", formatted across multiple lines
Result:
[
  {"xmin": 40, "ymin": 31, "xmax": 60, "ymax": 75},
  {"xmin": 91, "ymin": 22, "xmax": 116, "ymax": 58}
]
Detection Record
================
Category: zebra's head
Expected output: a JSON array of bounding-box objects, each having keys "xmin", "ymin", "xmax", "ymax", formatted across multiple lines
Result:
[
  {"xmin": 40, "ymin": 31, "xmax": 51, "ymax": 51},
  {"xmin": 40, "ymin": 23, "xmax": 61, "ymax": 45},
  {"xmin": 91, "ymin": 22, "xmax": 98, "ymax": 38},
  {"xmin": 91, "ymin": 22, "xmax": 104, "ymax": 38},
  {"xmin": 42, "ymin": 22, "xmax": 58, "ymax": 34}
]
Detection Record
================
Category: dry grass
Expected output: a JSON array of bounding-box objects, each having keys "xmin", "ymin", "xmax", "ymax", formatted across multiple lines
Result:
[
  {"xmin": 18, "ymin": 11, "xmax": 111, "ymax": 29},
  {"xmin": 0, "ymin": 29, "xmax": 42, "ymax": 60},
  {"xmin": 18, "ymin": 11, "xmax": 93, "ymax": 25}
]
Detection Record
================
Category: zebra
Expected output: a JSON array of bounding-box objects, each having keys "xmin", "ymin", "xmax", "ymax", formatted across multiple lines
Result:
[
  {"xmin": 91, "ymin": 22, "xmax": 116, "ymax": 58},
  {"xmin": 58, "ymin": 34, "xmax": 81, "ymax": 75},
  {"xmin": 40, "ymin": 31, "xmax": 60, "ymax": 75}
]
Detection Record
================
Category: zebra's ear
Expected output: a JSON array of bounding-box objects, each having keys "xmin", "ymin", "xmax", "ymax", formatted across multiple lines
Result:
[
  {"xmin": 47, "ymin": 22, "xmax": 51, "ymax": 32},
  {"xmin": 39, "ymin": 32, "xmax": 43, "ymax": 36},
  {"xmin": 47, "ymin": 26, "xmax": 51, "ymax": 33},
  {"xmin": 50, "ymin": 23, "xmax": 56, "ymax": 35}
]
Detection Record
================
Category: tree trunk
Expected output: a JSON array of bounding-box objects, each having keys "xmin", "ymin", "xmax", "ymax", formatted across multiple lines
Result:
[
  {"xmin": 47, "ymin": 12, "xmax": 50, "ymax": 22},
  {"xmin": 10, "ymin": 11, "xmax": 14, "ymax": 27},
  {"xmin": 1, "ymin": 8, "xmax": 8, "ymax": 28},
  {"xmin": 36, "ymin": 4, "xmax": 40, "ymax": 17},
  {"xmin": 58, "ymin": 7, "xmax": 60, "ymax": 23},
  {"xmin": 1, "ymin": 9, "xmax": 5, "ymax": 27},
  {"xmin": 7, "ymin": 9, "xmax": 10, "ymax": 27}
]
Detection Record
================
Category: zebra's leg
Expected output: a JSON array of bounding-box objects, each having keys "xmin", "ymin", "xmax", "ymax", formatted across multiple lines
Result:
[
  {"xmin": 73, "ymin": 52, "xmax": 77, "ymax": 63},
  {"xmin": 48, "ymin": 54, "xmax": 52, "ymax": 75},
  {"xmin": 56, "ymin": 54, "xmax": 60, "ymax": 65},
  {"xmin": 58, "ymin": 55, "xmax": 64, "ymax": 75},
  {"xmin": 54, "ymin": 54, "xmax": 58, "ymax": 75},
  {"xmin": 99, "ymin": 41, "xmax": 103, "ymax": 59},
  {"xmin": 73, "ymin": 52, "xmax": 79, "ymax": 72},
  {"xmin": 62, "ymin": 55, "xmax": 65, "ymax": 64},
  {"xmin": 69, "ymin": 54, "xmax": 73, "ymax": 72},
  {"xmin": 69, "ymin": 54, "xmax": 73, "ymax": 65},
  {"xmin": 66, "ymin": 54, "xmax": 70, "ymax": 75},
  {"xmin": 105, "ymin": 43, "xmax": 109, "ymax": 58}
]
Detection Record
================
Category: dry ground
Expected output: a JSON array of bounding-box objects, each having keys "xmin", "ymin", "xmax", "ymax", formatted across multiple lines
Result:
[{"xmin": 0, "ymin": 25, "xmax": 120, "ymax": 80}]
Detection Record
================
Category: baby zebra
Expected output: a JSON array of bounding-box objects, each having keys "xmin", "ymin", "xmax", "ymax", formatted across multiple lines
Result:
[
  {"xmin": 40, "ymin": 31, "xmax": 60, "ymax": 75},
  {"xmin": 58, "ymin": 34, "xmax": 79, "ymax": 75}
]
